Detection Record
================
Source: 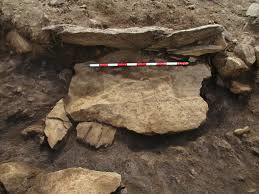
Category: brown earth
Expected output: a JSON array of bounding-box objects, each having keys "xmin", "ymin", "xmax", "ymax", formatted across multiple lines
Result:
[{"xmin": 0, "ymin": 0, "xmax": 259, "ymax": 194}]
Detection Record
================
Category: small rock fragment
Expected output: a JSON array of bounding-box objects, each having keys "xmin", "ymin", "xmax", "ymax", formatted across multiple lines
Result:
[
  {"xmin": 49, "ymin": 0, "xmax": 65, "ymax": 6},
  {"xmin": 21, "ymin": 120, "xmax": 45, "ymax": 143},
  {"xmin": 230, "ymin": 81, "xmax": 252, "ymax": 94},
  {"xmin": 76, "ymin": 122, "xmax": 116, "ymax": 148},
  {"xmin": 44, "ymin": 99, "xmax": 72, "ymax": 149},
  {"xmin": 187, "ymin": 5, "xmax": 195, "ymax": 10},
  {"xmin": 234, "ymin": 44, "xmax": 256, "ymax": 66},
  {"xmin": 246, "ymin": 3, "xmax": 259, "ymax": 17},
  {"xmin": 6, "ymin": 31, "xmax": 32, "ymax": 54},
  {"xmin": 234, "ymin": 126, "xmax": 250, "ymax": 136},
  {"xmin": 247, "ymin": 188, "xmax": 257, "ymax": 194}
]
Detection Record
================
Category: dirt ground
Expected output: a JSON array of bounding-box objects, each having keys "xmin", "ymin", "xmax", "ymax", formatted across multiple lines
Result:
[
  {"xmin": 0, "ymin": 48, "xmax": 259, "ymax": 194},
  {"xmin": 0, "ymin": 0, "xmax": 259, "ymax": 193}
]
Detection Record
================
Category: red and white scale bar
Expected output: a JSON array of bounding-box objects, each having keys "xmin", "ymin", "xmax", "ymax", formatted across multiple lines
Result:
[{"xmin": 89, "ymin": 62, "xmax": 189, "ymax": 67}]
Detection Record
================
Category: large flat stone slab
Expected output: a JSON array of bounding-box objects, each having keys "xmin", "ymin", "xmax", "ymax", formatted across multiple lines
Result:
[
  {"xmin": 148, "ymin": 24, "xmax": 225, "ymax": 49},
  {"xmin": 43, "ymin": 24, "xmax": 226, "ymax": 54},
  {"xmin": 43, "ymin": 25, "xmax": 168, "ymax": 49},
  {"xmin": 65, "ymin": 62, "xmax": 210, "ymax": 135}
]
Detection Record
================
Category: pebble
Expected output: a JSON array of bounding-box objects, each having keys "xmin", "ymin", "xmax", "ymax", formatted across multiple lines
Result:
[
  {"xmin": 233, "ymin": 126, "xmax": 250, "ymax": 136},
  {"xmin": 49, "ymin": 0, "xmax": 65, "ymax": 6}
]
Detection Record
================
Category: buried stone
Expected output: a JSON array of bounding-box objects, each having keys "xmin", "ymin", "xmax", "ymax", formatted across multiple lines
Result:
[
  {"xmin": 0, "ymin": 162, "xmax": 122, "ymax": 194},
  {"xmin": 27, "ymin": 167, "xmax": 121, "ymax": 194},
  {"xmin": 65, "ymin": 60, "xmax": 210, "ymax": 135}
]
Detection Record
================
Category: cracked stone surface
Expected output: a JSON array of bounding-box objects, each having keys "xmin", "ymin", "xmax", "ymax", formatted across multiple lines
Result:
[{"xmin": 44, "ymin": 99, "xmax": 72, "ymax": 148}]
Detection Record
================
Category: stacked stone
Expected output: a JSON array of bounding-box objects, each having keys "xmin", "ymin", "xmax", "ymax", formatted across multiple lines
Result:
[{"xmin": 212, "ymin": 35, "xmax": 258, "ymax": 94}]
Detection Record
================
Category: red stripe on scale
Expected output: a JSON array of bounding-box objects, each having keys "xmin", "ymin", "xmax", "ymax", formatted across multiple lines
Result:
[
  {"xmin": 118, "ymin": 63, "xmax": 128, "ymax": 67},
  {"xmin": 137, "ymin": 63, "xmax": 147, "ymax": 66},
  {"xmin": 99, "ymin": 63, "xmax": 108, "ymax": 67},
  {"xmin": 177, "ymin": 62, "xmax": 189, "ymax": 65}
]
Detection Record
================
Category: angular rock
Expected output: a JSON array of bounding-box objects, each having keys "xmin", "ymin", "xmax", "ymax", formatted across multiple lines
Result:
[
  {"xmin": 230, "ymin": 81, "xmax": 252, "ymax": 94},
  {"xmin": 234, "ymin": 44, "xmax": 256, "ymax": 66},
  {"xmin": 21, "ymin": 120, "xmax": 44, "ymax": 137},
  {"xmin": 27, "ymin": 167, "xmax": 121, "ymax": 194},
  {"xmin": 149, "ymin": 24, "xmax": 225, "ymax": 49},
  {"xmin": 0, "ymin": 162, "xmax": 43, "ymax": 194},
  {"xmin": 214, "ymin": 55, "xmax": 249, "ymax": 78},
  {"xmin": 43, "ymin": 25, "xmax": 168, "ymax": 49},
  {"xmin": 44, "ymin": 99, "xmax": 72, "ymax": 148},
  {"xmin": 246, "ymin": 3, "xmax": 259, "ymax": 17},
  {"xmin": 76, "ymin": 122, "xmax": 116, "ymax": 148},
  {"xmin": 65, "ymin": 62, "xmax": 210, "ymax": 135},
  {"xmin": 6, "ymin": 31, "xmax": 32, "ymax": 54}
]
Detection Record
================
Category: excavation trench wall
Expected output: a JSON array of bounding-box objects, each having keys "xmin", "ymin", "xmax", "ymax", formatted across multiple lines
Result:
[{"xmin": 1, "ymin": 22, "xmax": 259, "ymax": 194}]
